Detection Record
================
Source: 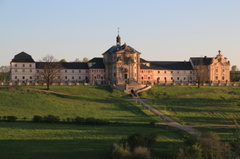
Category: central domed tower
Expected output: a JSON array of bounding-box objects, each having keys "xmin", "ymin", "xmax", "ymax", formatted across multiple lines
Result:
[{"xmin": 103, "ymin": 34, "xmax": 141, "ymax": 85}]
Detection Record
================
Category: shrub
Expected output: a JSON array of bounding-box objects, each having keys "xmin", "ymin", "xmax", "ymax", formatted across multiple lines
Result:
[
  {"xmin": 33, "ymin": 115, "xmax": 43, "ymax": 122},
  {"xmin": 132, "ymin": 146, "xmax": 152, "ymax": 159},
  {"xmin": 75, "ymin": 116, "xmax": 85, "ymax": 124},
  {"xmin": 43, "ymin": 114, "xmax": 60, "ymax": 123},
  {"xmin": 6, "ymin": 116, "xmax": 18, "ymax": 122}
]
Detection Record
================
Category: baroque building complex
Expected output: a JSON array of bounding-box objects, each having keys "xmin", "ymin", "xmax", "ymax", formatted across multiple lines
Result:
[{"xmin": 10, "ymin": 34, "xmax": 230, "ymax": 91}]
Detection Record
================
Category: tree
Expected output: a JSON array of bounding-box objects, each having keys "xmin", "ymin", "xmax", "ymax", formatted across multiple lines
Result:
[
  {"xmin": 193, "ymin": 63, "xmax": 209, "ymax": 88},
  {"xmin": 59, "ymin": 59, "xmax": 67, "ymax": 63},
  {"xmin": 82, "ymin": 57, "xmax": 89, "ymax": 62},
  {"xmin": 74, "ymin": 58, "xmax": 80, "ymax": 62},
  {"xmin": 177, "ymin": 132, "xmax": 231, "ymax": 159},
  {"xmin": 36, "ymin": 55, "xmax": 62, "ymax": 90},
  {"xmin": 0, "ymin": 65, "xmax": 10, "ymax": 82},
  {"xmin": 230, "ymin": 65, "xmax": 240, "ymax": 82},
  {"xmin": 232, "ymin": 65, "xmax": 238, "ymax": 72},
  {"xmin": 74, "ymin": 57, "xmax": 88, "ymax": 62}
]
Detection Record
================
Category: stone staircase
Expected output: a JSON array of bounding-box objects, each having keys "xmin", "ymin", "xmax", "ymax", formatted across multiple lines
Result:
[{"xmin": 111, "ymin": 83, "xmax": 151, "ymax": 95}]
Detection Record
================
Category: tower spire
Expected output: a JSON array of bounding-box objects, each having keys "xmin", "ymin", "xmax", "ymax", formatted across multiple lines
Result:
[{"xmin": 116, "ymin": 27, "xmax": 121, "ymax": 46}]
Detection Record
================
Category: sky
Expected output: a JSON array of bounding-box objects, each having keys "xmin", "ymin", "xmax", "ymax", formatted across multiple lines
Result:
[{"xmin": 0, "ymin": 0, "xmax": 240, "ymax": 67}]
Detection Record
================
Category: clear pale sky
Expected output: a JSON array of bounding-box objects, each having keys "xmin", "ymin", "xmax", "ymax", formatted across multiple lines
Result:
[{"xmin": 1, "ymin": 0, "xmax": 240, "ymax": 67}]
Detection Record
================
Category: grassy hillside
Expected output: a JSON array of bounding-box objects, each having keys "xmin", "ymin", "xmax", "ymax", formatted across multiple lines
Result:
[
  {"xmin": 140, "ymin": 86, "xmax": 240, "ymax": 125},
  {"xmin": 0, "ymin": 86, "xmax": 163, "ymax": 123},
  {"xmin": 0, "ymin": 122, "xmax": 185, "ymax": 159}
]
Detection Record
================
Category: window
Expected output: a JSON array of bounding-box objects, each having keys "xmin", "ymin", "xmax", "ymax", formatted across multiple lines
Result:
[
  {"xmin": 15, "ymin": 76, "xmax": 17, "ymax": 79},
  {"xmin": 79, "ymin": 70, "xmax": 81, "ymax": 73},
  {"xmin": 177, "ymin": 77, "xmax": 180, "ymax": 80},
  {"xmin": 22, "ymin": 69, "xmax": 25, "ymax": 72},
  {"xmin": 184, "ymin": 77, "xmax": 186, "ymax": 80},
  {"xmin": 222, "ymin": 76, "xmax": 225, "ymax": 80},
  {"xmin": 164, "ymin": 71, "xmax": 166, "ymax": 74},
  {"xmin": 72, "ymin": 76, "xmax": 74, "ymax": 79},
  {"xmin": 216, "ymin": 69, "xmax": 218, "ymax": 72},
  {"xmin": 190, "ymin": 71, "xmax": 192, "ymax": 74},
  {"xmin": 30, "ymin": 76, "xmax": 32, "ymax": 79},
  {"xmin": 65, "ymin": 76, "xmax": 67, "ymax": 79},
  {"xmin": 15, "ymin": 69, "xmax": 17, "ymax": 72},
  {"xmin": 29, "ymin": 64, "xmax": 32, "ymax": 67},
  {"xmin": 171, "ymin": 77, "xmax": 173, "ymax": 80},
  {"xmin": 171, "ymin": 71, "xmax": 173, "ymax": 73},
  {"xmin": 222, "ymin": 69, "xmax": 225, "ymax": 72},
  {"xmin": 79, "ymin": 76, "xmax": 81, "ymax": 79},
  {"xmin": 15, "ymin": 64, "xmax": 17, "ymax": 67},
  {"xmin": 141, "ymin": 77, "xmax": 144, "ymax": 79},
  {"xmin": 22, "ymin": 76, "xmax": 25, "ymax": 79},
  {"xmin": 37, "ymin": 70, "xmax": 40, "ymax": 73},
  {"xmin": 30, "ymin": 69, "xmax": 32, "ymax": 72},
  {"xmin": 72, "ymin": 70, "xmax": 74, "ymax": 73},
  {"xmin": 148, "ymin": 77, "xmax": 150, "ymax": 80},
  {"xmin": 177, "ymin": 71, "xmax": 179, "ymax": 74},
  {"xmin": 23, "ymin": 64, "xmax": 25, "ymax": 67},
  {"xmin": 158, "ymin": 71, "xmax": 160, "ymax": 74},
  {"xmin": 216, "ymin": 76, "xmax": 218, "ymax": 80},
  {"xmin": 65, "ymin": 70, "xmax": 67, "ymax": 73}
]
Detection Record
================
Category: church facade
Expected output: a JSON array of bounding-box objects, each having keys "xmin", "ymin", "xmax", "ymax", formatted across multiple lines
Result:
[{"xmin": 10, "ymin": 34, "xmax": 231, "ymax": 87}]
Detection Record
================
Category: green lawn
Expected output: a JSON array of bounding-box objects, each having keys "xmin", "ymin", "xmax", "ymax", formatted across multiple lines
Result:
[
  {"xmin": 0, "ymin": 122, "xmax": 185, "ymax": 159},
  {"xmin": 140, "ymin": 86, "xmax": 240, "ymax": 125},
  {"xmin": 0, "ymin": 86, "xmax": 164, "ymax": 124}
]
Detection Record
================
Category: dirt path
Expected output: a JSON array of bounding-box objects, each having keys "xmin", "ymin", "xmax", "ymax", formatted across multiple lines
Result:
[
  {"xmin": 130, "ymin": 98, "xmax": 200, "ymax": 136},
  {"xmin": 130, "ymin": 98, "xmax": 238, "ymax": 136}
]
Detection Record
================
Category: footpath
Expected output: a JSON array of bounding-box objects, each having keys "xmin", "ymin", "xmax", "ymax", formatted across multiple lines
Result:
[{"xmin": 130, "ymin": 98, "xmax": 201, "ymax": 136}]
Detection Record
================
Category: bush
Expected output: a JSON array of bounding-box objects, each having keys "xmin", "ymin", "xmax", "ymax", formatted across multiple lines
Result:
[
  {"xmin": 75, "ymin": 116, "xmax": 85, "ymax": 124},
  {"xmin": 6, "ymin": 116, "xmax": 18, "ymax": 122},
  {"xmin": 43, "ymin": 114, "xmax": 60, "ymax": 123},
  {"xmin": 33, "ymin": 115, "xmax": 43, "ymax": 122}
]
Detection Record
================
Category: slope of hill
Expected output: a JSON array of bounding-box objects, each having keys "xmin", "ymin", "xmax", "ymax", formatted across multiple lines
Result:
[
  {"xmin": 140, "ymin": 86, "xmax": 240, "ymax": 125},
  {"xmin": 0, "ymin": 86, "xmax": 162, "ymax": 123}
]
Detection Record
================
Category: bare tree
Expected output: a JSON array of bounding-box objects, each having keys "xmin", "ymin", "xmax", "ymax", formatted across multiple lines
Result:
[
  {"xmin": 0, "ymin": 65, "xmax": 10, "ymax": 82},
  {"xmin": 36, "ymin": 55, "xmax": 62, "ymax": 90},
  {"xmin": 193, "ymin": 64, "xmax": 209, "ymax": 88}
]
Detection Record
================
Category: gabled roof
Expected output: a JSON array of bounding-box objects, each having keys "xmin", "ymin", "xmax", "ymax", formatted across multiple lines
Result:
[
  {"xmin": 11, "ymin": 52, "xmax": 35, "ymax": 62},
  {"xmin": 140, "ymin": 58, "xmax": 148, "ymax": 63},
  {"xmin": 140, "ymin": 61, "xmax": 193, "ymax": 70},
  {"xmin": 88, "ymin": 57, "xmax": 103, "ymax": 63},
  {"xmin": 190, "ymin": 57, "xmax": 213, "ymax": 65},
  {"xmin": 103, "ymin": 43, "xmax": 140, "ymax": 54},
  {"xmin": 88, "ymin": 58, "xmax": 105, "ymax": 69},
  {"xmin": 36, "ymin": 62, "xmax": 89, "ymax": 69}
]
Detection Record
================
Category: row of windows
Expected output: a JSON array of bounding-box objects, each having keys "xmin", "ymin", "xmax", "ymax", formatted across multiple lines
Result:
[
  {"xmin": 215, "ymin": 69, "xmax": 225, "ymax": 72},
  {"xmin": 14, "ymin": 64, "xmax": 33, "ymax": 67},
  {"xmin": 141, "ymin": 70, "xmax": 193, "ymax": 74},
  {"xmin": 15, "ymin": 76, "xmax": 33, "ymax": 80},
  {"xmin": 216, "ymin": 76, "xmax": 225, "ymax": 80},
  {"xmin": 91, "ymin": 75, "xmax": 104, "ymax": 79},
  {"xmin": 15, "ymin": 69, "xmax": 33, "ymax": 72},
  {"xmin": 91, "ymin": 69, "xmax": 105, "ymax": 73},
  {"xmin": 141, "ymin": 76, "xmax": 192, "ymax": 81}
]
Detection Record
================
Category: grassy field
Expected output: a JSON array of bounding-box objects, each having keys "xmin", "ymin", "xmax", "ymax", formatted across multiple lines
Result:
[
  {"xmin": 1, "ymin": 85, "xmax": 240, "ymax": 158},
  {"xmin": 140, "ymin": 86, "xmax": 240, "ymax": 125},
  {"xmin": 0, "ymin": 122, "xmax": 185, "ymax": 159},
  {"xmin": 0, "ymin": 86, "xmax": 164, "ymax": 124}
]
